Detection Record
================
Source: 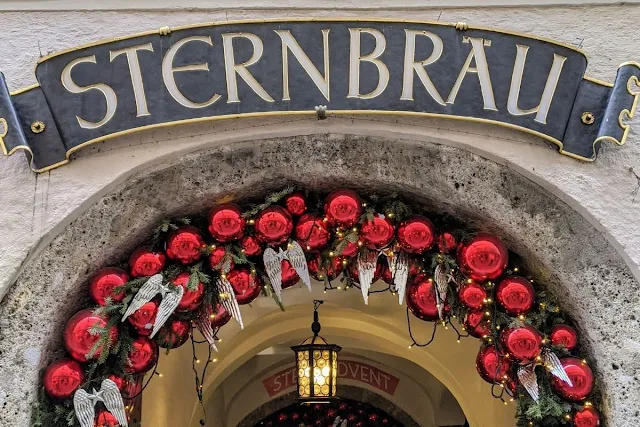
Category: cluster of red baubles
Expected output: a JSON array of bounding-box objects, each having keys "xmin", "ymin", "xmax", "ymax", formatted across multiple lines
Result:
[{"xmin": 261, "ymin": 400, "xmax": 399, "ymax": 427}]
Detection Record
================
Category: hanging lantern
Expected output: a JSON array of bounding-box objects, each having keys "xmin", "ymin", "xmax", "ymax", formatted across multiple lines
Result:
[{"xmin": 291, "ymin": 300, "xmax": 341, "ymax": 402}]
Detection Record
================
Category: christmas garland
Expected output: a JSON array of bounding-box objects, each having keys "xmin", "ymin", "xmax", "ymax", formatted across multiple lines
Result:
[{"xmin": 34, "ymin": 188, "xmax": 602, "ymax": 427}]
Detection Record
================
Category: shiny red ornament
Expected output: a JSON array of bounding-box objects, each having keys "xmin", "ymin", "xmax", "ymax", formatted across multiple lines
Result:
[
  {"xmin": 397, "ymin": 216, "xmax": 435, "ymax": 253},
  {"xmin": 407, "ymin": 274, "xmax": 448, "ymax": 321},
  {"xmin": 254, "ymin": 206, "xmax": 293, "ymax": 245},
  {"xmin": 308, "ymin": 254, "xmax": 345, "ymax": 280},
  {"xmin": 457, "ymin": 233, "xmax": 508, "ymax": 281},
  {"xmin": 210, "ymin": 303, "xmax": 232, "ymax": 328},
  {"xmin": 241, "ymin": 235, "xmax": 263, "ymax": 257},
  {"xmin": 128, "ymin": 248, "xmax": 166, "ymax": 278},
  {"xmin": 165, "ymin": 226, "xmax": 204, "ymax": 265},
  {"xmin": 281, "ymin": 260, "xmax": 300, "ymax": 289},
  {"xmin": 476, "ymin": 345, "xmax": 512, "ymax": 384},
  {"xmin": 349, "ymin": 261, "xmax": 383, "ymax": 284},
  {"xmin": 227, "ymin": 268, "xmax": 262, "ymax": 305},
  {"xmin": 437, "ymin": 232, "xmax": 457, "ymax": 253},
  {"xmin": 127, "ymin": 300, "xmax": 158, "ymax": 336},
  {"xmin": 573, "ymin": 407, "xmax": 601, "ymax": 427},
  {"xmin": 157, "ymin": 319, "xmax": 191, "ymax": 349},
  {"xmin": 458, "ymin": 281, "xmax": 488, "ymax": 310},
  {"xmin": 381, "ymin": 263, "xmax": 394, "ymax": 284},
  {"xmin": 94, "ymin": 411, "xmax": 120, "ymax": 427},
  {"xmin": 464, "ymin": 310, "xmax": 491, "ymax": 338},
  {"xmin": 284, "ymin": 192, "xmax": 307, "ymax": 216},
  {"xmin": 295, "ymin": 214, "xmax": 330, "ymax": 252},
  {"xmin": 324, "ymin": 189, "xmax": 363, "ymax": 227},
  {"xmin": 125, "ymin": 336, "xmax": 158, "ymax": 374},
  {"xmin": 208, "ymin": 246, "xmax": 234, "ymax": 272},
  {"xmin": 341, "ymin": 239, "xmax": 359, "ymax": 257},
  {"xmin": 64, "ymin": 309, "xmax": 119, "ymax": 362},
  {"xmin": 172, "ymin": 272, "xmax": 205, "ymax": 312},
  {"xmin": 361, "ymin": 216, "xmax": 395, "ymax": 249},
  {"xmin": 551, "ymin": 358, "xmax": 595, "ymax": 402},
  {"xmin": 43, "ymin": 359, "xmax": 85, "ymax": 400},
  {"xmin": 89, "ymin": 267, "xmax": 129, "ymax": 306},
  {"xmin": 500, "ymin": 325, "xmax": 542, "ymax": 362},
  {"xmin": 108, "ymin": 375, "xmax": 142, "ymax": 399},
  {"xmin": 550, "ymin": 324, "xmax": 578, "ymax": 351},
  {"xmin": 496, "ymin": 276, "xmax": 535, "ymax": 316},
  {"xmin": 208, "ymin": 203, "xmax": 246, "ymax": 242}
]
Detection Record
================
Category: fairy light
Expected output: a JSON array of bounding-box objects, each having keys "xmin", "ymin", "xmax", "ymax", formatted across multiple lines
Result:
[{"xmin": 248, "ymin": 219, "xmax": 255, "ymax": 225}]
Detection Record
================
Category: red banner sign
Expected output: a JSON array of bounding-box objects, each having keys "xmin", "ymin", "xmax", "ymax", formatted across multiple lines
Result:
[{"xmin": 263, "ymin": 360, "xmax": 399, "ymax": 397}]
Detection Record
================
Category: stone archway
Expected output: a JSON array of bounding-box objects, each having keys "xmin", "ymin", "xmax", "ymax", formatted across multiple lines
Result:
[{"xmin": 0, "ymin": 134, "xmax": 637, "ymax": 426}]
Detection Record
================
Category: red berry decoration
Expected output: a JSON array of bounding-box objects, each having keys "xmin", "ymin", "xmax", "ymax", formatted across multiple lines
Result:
[
  {"xmin": 437, "ymin": 232, "xmax": 457, "ymax": 253},
  {"xmin": 496, "ymin": 276, "xmax": 535, "ymax": 316},
  {"xmin": 458, "ymin": 281, "xmax": 487, "ymax": 310},
  {"xmin": 172, "ymin": 272, "xmax": 205, "ymax": 312},
  {"xmin": 126, "ymin": 336, "xmax": 159, "ymax": 374},
  {"xmin": 324, "ymin": 189, "xmax": 363, "ymax": 227},
  {"xmin": 457, "ymin": 233, "xmax": 508, "ymax": 281},
  {"xmin": 573, "ymin": 407, "xmax": 601, "ymax": 427},
  {"xmin": 476, "ymin": 345, "xmax": 512, "ymax": 384},
  {"xmin": 284, "ymin": 192, "xmax": 307, "ymax": 216},
  {"xmin": 396, "ymin": 216, "xmax": 435, "ymax": 253},
  {"xmin": 89, "ymin": 267, "xmax": 129, "ymax": 306},
  {"xmin": 94, "ymin": 410, "xmax": 120, "ymax": 427},
  {"xmin": 281, "ymin": 260, "xmax": 300, "ymax": 289},
  {"xmin": 43, "ymin": 359, "xmax": 85, "ymax": 400},
  {"xmin": 308, "ymin": 254, "xmax": 344, "ymax": 280},
  {"xmin": 64, "ymin": 309, "xmax": 119, "ymax": 362},
  {"xmin": 407, "ymin": 274, "xmax": 448, "ymax": 321},
  {"xmin": 128, "ymin": 248, "xmax": 166, "ymax": 278},
  {"xmin": 551, "ymin": 358, "xmax": 594, "ymax": 402},
  {"xmin": 241, "ymin": 235, "xmax": 263, "ymax": 257},
  {"xmin": 295, "ymin": 214, "xmax": 330, "ymax": 252},
  {"xmin": 157, "ymin": 319, "xmax": 191, "ymax": 349},
  {"xmin": 464, "ymin": 310, "xmax": 491, "ymax": 338},
  {"xmin": 254, "ymin": 206, "xmax": 293, "ymax": 246},
  {"xmin": 127, "ymin": 300, "xmax": 158, "ymax": 336},
  {"xmin": 227, "ymin": 268, "xmax": 262, "ymax": 305},
  {"xmin": 208, "ymin": 246, "xmax": 234, "ymax": 272},
  {"xmin": 500, "ymin": 325, "xmax": 542, "ymax": 362},
  {"xmin": 165, "ymin": 226, "xmax": 204, "ymax": 265},
  {"xmin": 361, "ymin": 216, "xmax": 395, "ymax": 249},
  {"xmin": 550, "ymin": 324, "xmax": 578, "ymax": 351},
  {"xmin": 208, "ymin": 203, "xmax": 245, "ymax": 242},
  {"xmin": 210, "ymin": 303, "xmax": 232, "ymax": 328}
]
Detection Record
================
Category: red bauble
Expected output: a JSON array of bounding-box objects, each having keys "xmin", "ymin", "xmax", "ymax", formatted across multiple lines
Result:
[
  {"xmin": 458, "ymin": 281, "xmax": 487, "ymax": 310},
  {"xmin": 550, "ymin": 324, "xmax": 578, "ymax": 351},
  {"xmin": 500, "ymin": 325, "xmax": 542, "ymax": 362},
  {"xmin": 172, "ymin": 272, "xmax": 205, "ymax": 312},
  {"xmin": 94, "ymin": 411, "xmax": 120, "ymax": 427},
  {"xmin": 341, "ymin": 239, "xmax": 359, "ymax": 257},
  {"xmin": 208, "ymin": 246, "xmax": 234, "ymax": 272},
  {"xmin": 551, "ymin": 358, "xmax": 594, "ymax": 402},
  {"xmin": 397, "ymin": 216, "xmax": 435, "ymax": 253},
  {"xmin": 254, "ymin": 206, "xmax": 293, "ymax": 245},
  {"xmin": 241, "ymin": 235, "xmax": 263, "ymax": 257},
  {"xmin": 128, "ymin": 248, "xmax": 166, "ymax": 278},
  {"xmin": 361, "ymin": 216, "xmax": 395, "ymax": 249},
  {"xmin": 324, "ymin": 189, "xmax": 363, "ymax": 227},
  {"xmin": 476, "ymin": 345, "xmax": 512, "ymax": 384},
  {"xmin": 573, "ymin": 407, "xmax": 601, "ymax": 427},
  {"xmin": 407, "ymin": 274, "xmax": 448, "ymax": 321},
  {"xmin": 64, "ymin": 309, "xmax": 119, "ymax": 362},
  {"xmin": 89, "ymin": 267, "xmax": 129, "ymax": 306},
  {"xmin": 464, "ymin": 310, "xmax": 491, "ymax": 338},
  {"xmin": 281, "ymin": 260, "xmax": 300, "ymax": 289},
  {"xmin": 295, "ymin": 214, "xmax": 330, "ymax": 252},
  {"xmin": 43, "ymin": 359, "xmax": 85, "ymax": 400},
  {"xmin": 210, "ymin": 303, "xmax": 232, "ymax": 328},
  {"xmin": 308, "ymin": 254, "xmax": 344, "ymax": 280},
  {"xmin": 127, "ymin": 300, "xmax": 158, "ymax": 336},
  {"xmin": 349, "ymin": 261, "xmax": 383, "ymax": 284},
  {"xmin": 381, "ymin": 263, "xmax": 394, "ymax": 284},
  {"xmin": 108, "ymin": 374, "xmax": 142, "ymax": 399},
  {"xmin": 157, "ymin": 319, "xmax": 191, "ymax": 349},
  {"xmin": 457, "ymin": 233, "xmax": 508, "ymax": 281},
  {"xmin": 284, "ymin": 192, "xmax": 307, "ymax": 216},
  {"xmin": 125, "ymin": 336, "xmax": 158, "ymax": 374},
  {"xmin": 437, "ymin": 232, "xmax": 457, "ymax": 253},
  {"xmin": 227, "ymin": 268, "xmax": 262, "ymax": 305},
  {"xmin": 208, "ymin": 203, "xmax": 245, "ymax": 242},
  {"xmin": 165, "ymin": 226, "xmax": 204, "ymax": 265},
  {"xmin": 496, "ymin": 276, "xmax": 535, "ymax": 316}
]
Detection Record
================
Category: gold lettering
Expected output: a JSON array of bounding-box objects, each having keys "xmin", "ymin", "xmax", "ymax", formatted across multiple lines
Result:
[
  {"xmin": 222, "ymin": 32, "xmax": 274, "ymax": 103},
  {"xmin": 275, "ymin": 29, "xmax": 330, "ymax": 101},
  {"xmin": 401, "ymin": 30, "xmax": 445, "ymax": 105},
  {"xmin": 162, "ymin": 36, "xmax": 221, "ymax": 109},
  {"xmin": 508, "ymin": 45, "xmax": 567, "ymax": 124},
  {"xmin": 110, "ymin": 43, "xmax": 154, "ymax": 117},
  {"xmin": 447, "ymin": 37, "xmax": 498, "ymax": 111},
  {"xmin": 61, "ymin": 56, "xmax": 117, "ymax": 129},
  {"xmin": 348, "ymin": 28, "xmax": 389, "ymax": 99}
]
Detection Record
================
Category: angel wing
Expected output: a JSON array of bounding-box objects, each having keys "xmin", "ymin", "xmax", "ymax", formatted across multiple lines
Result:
[
  {"xmin": 195, "ymin": 304, "xmax": 219, "ymax": 351},
  {"xmin": 388, "ymin": 252, "xmax": 409, "ymax": 305},
  {"xmin": 357, "ymin": 251, "xmax": 379, "ymax": 305},
  {"xmin": 121, "ymin": 274, "xmax": 163, "ymax": 321},
  {"xmin": 517, "ymin": 365, "xmax": 539, "ymax": 403},
  {"xmin": 150, "ymin": 284, "xmax": 183, "ymax": 338},
  {"xmin": 434, "ymin": 264, "xmax": 449, "ymax": 319},
  {"xmin": 263, "ymin": 247, "xmax": 284, "ymax": 300},
  {"xmin": 101, "ymin": 379, "xmax": 129, "ymax": 427},
  {"xmin": 543, "ymin": 349, "xmax": 573, "ymax": 386},
  {"xmin": 285, "ymin": 241, "xmax": 311, "ymax": 291},
  {"xmin": 73, "ymin": 389, "xmax": 95, "ymax": 427},
  {"xmin": 217, "ymin": 277, "xmax": 244, "ymax": 330}
]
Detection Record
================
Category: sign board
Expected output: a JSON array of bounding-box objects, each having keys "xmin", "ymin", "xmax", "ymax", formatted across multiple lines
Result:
[{"xmin": 0, "ymin": 19, "xmax": 638, "ymax": 172}]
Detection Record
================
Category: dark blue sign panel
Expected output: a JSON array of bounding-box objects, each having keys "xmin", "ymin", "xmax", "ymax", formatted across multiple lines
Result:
[{"xmin": 0, "ymin": 19, "xmax": 638, "ymax": 172}]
